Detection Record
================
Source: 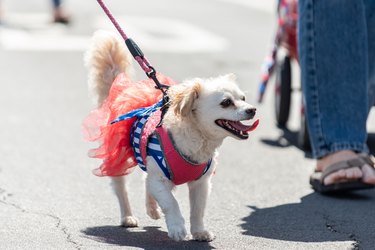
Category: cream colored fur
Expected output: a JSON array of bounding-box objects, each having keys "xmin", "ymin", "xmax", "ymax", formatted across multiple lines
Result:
[
  {"xmin": 84, "ymin": 30, "xmax": 133, "ymax": 105},
  {"xmin": 85, "ymin": 31, "xmax": 256, "ymax": 242}
]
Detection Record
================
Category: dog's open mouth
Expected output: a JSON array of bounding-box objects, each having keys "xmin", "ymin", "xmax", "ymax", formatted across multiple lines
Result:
[{"xmin": 215, "ymin": 119, "xmax": 259, "ymax": 139}]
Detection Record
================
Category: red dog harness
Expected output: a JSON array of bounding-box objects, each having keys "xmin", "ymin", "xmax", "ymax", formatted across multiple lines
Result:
[{"xmin": 128, "ymin": 104, "xmax": 212, "ymax": 185}]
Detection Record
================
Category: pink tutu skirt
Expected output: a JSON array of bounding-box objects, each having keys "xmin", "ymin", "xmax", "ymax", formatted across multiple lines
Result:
[{"xmin": 82, "ymin": 73, "xmax": 176, "ymax": 176}]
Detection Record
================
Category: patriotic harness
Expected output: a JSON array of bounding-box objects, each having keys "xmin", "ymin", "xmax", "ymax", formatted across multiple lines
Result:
[{"xmin": 112, "ymin": 100, "xmax": 212, "ymax": 185}]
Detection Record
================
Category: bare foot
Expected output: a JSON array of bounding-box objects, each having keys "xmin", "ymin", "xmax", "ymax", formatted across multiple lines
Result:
[
  {"xmin": 53, "ymin": 7, "xmax": 70, "ymax": 24},
  {"xmin": 316, "ymin": 150, "xmax": 375, "ymax": 185}
]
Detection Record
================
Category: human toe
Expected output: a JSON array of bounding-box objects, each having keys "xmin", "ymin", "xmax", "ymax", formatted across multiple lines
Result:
[{"xmin": 362, "ymin": 164, "xmax": 375, "ymax": 184}]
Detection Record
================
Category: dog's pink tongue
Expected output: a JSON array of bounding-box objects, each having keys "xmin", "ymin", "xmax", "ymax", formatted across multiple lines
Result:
[
  {"xmin": 230, "ymin": 119, "xmax": 259, "ymax": 132},
  {"xmin": 247, "ymin": 119, "xmax": 259, "ymax": 132}
]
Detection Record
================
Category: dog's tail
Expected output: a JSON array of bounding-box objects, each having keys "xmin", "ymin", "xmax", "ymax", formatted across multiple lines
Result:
[
  {"xmin": 84, "ymin": 30, "xmax": 132, "ymax": 106},
  {"xmin": 83, "ymin": 31, "xmax": 177, "ymax": 178}
]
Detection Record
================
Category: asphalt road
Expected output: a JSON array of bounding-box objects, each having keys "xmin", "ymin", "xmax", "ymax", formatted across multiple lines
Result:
[{"xmin": 1, "ymin": 0, "xmax": 375, "ymax": 249}]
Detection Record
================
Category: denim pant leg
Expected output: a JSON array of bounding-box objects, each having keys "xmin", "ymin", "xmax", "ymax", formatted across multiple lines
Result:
[
  {"xmin": 298, "ymin": 0, "xmax": 369, "ymax": 158},
  {"xmin": 52, "ymin": 0, "xmax": 62, "ymax": 8},
  {"xmin": 365, "ymin": 0, "xmax": 375, "ymax": 108}
]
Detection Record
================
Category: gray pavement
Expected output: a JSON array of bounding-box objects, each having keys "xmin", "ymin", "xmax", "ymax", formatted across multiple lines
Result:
[{"xmin": 1, "ymin": 0, "xmax": 375, "ymax": 249}]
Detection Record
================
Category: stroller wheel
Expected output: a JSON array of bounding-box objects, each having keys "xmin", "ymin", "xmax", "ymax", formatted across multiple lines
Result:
[
  {"xmin": 298, "ymin": 105, "xmax": 311, "ymax": 150},
  {"xmin": 274, "ymin": 55, "xmax": 292, "ymax": 127}
]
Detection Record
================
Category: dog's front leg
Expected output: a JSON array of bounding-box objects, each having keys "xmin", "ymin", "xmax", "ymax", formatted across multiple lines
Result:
[
  {"xmin": 146, "ymin": 159, "xmax": 187, "ymax": 241},
  {"xmin": 188, "ymin": 166, "xmax": 215, "ymax": 242}
]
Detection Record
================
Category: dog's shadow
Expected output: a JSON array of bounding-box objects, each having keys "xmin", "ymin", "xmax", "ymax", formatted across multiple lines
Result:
[
  {"xmin": 82, "ymin": 226, "xmax": 215, "ymax": 250},
  {"xmin": 241, "ymin": 190, "xmax": 375, "ymax": 248}
]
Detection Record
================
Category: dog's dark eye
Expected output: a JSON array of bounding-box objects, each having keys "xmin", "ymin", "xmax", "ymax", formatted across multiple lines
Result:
[
  {"xmin": 241, "ymin": 96, "xmax": 246, "ymax": 101},
  {"xmin": 220, "ymin": 99, "xmax": 233, "ymax": 108}
]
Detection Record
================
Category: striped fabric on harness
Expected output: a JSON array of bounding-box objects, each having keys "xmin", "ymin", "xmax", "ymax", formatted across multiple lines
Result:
[
  {"xmin": 130, "ymin": 116, "xmax": 149, "ymax": 172},
  {"xmin": 129, "ymin": 110, "xmax": 174, "ymax": 178},
  {"xmin": 127, "ymin": 101, "xmax": 163, "ymax": 172},
  {"xmin": 146, "ymin": 134, "xmax": 172, "ymax": 179}
]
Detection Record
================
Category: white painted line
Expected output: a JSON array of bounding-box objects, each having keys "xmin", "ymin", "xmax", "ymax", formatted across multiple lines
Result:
[
  {"xmin": 216, "ymin": 0, "xmax": 276, "ymax": 13},
  {"xmin": 0, "ymin": 13, "xmax": 89, "ymax": 51},
  {"xmin": 0, "ymin": 14, "xmax": 229, "ymax": 53},
  {"xmin": 1, "ymin": 13, "xmax": 51, "ymax": 29},
  {"xmin": 94, "ymin": 16, "xmax": 229, "ymax": 53},
  {"xmin": 0, "ymin": 27, "xmax": 89, "ymax": 51}
]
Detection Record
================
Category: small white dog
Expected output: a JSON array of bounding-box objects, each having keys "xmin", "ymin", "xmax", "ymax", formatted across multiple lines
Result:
[{"xmin": 83, "ymin": 31, "xmax": 258, "ymax": 242}]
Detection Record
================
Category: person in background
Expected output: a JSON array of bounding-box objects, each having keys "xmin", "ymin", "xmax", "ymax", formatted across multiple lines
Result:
[
  {"xmin": 0, "ymin": 0, "xmax": 70, "ymax": 25},
  {"xmin": 298, "ymin": 0, "xmax": 375, "ymax": 193},
  {"xmin": 0, "ymin": 0, "xmax": 4, "ymax": 24},
  {"xmin": 51, "ymin": 0, "xmax": 70, "ymax": 24}
]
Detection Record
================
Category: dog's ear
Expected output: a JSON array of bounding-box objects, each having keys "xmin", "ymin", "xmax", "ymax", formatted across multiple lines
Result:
[{"xmin": 172, "ymin": 82, "xmax": 201, "ymax": 117}]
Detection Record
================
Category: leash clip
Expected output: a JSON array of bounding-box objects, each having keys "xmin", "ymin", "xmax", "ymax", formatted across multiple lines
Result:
[
  {"xmin": 147, "ymin": 66, "xmax": 170, "ymax": 95},
  {"xmin": 157, "ymin": 95, "xmax": 170, "ymax": 128}
]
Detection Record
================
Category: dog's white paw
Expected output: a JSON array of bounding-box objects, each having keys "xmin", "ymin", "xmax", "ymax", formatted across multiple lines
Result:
[
  {"xmin": 121, "ymin": 216, "xmax": 138, "ymax": 227},
  {"xmin": 147, "ymin": 206, "xmax": 162, "ymax": 220},
  {"xmin": 192, "ymin": 230, "xmax": 215, "ymax": 242},
  {"xmin": 168, "ymin": 225, "xmax": 187, "ymax": 241},
  {"xmin": 167, "ymin": 218, "xmax": 187, "ymax": 241}
]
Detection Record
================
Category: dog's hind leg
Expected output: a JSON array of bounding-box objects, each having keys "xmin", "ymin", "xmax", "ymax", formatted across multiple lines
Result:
[
  {"xmin": 145, "ymin": 188, "xmax": 162, "ymax": 220},
  {"xmin": 111, "ymin": 176, "xmax": 138, "ymax": 227}
]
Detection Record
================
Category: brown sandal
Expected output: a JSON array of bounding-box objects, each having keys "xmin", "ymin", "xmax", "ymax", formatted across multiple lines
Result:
[{"xmin": 310, "ymin": 154, "xmax": 375, "ymax": 193}]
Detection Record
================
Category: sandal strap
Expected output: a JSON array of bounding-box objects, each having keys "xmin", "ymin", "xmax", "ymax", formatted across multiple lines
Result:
[
  {"xmin": 321, "ymin": 155, "xmax": 374, "ymax": 181},
  {"xmin": 358, "ymin": 153, "xmax": 375, "ymax": 166}
]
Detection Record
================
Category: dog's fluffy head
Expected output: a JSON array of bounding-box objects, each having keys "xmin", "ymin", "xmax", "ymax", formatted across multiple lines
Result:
[{"xmin": 167, "ymin": 74, "xmax": 258, "ymax": 141}]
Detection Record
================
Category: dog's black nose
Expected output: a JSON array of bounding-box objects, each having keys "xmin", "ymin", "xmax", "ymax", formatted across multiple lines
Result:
[{"xmin": 246, "ymin": 108, "xmax": 256, "ymax": 117}]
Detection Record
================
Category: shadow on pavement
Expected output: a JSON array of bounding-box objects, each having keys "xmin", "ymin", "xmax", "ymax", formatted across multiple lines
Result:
[
  {"xmin": 261, "ymin": 131, "xmax": 375, "ymax": 157},
  {"xmin": 82, "ymin": 226, "xmax": 215, "ymax": 250},
  {"xmin": 241, "ymin": 190, "xmax": 375, "ymax": 248},
  {"xmin": 260, "ymin": 127, "xmax": 313, "ymax": 158}
]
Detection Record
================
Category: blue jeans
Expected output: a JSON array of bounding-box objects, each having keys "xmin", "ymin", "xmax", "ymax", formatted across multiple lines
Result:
[
  {"xmin": 298, "ymin": 0, "xmax": 375, "ymax": 158},
  {"xmin": 52, "ymin": 0, "xmax": 62, "ymax": 8}
]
